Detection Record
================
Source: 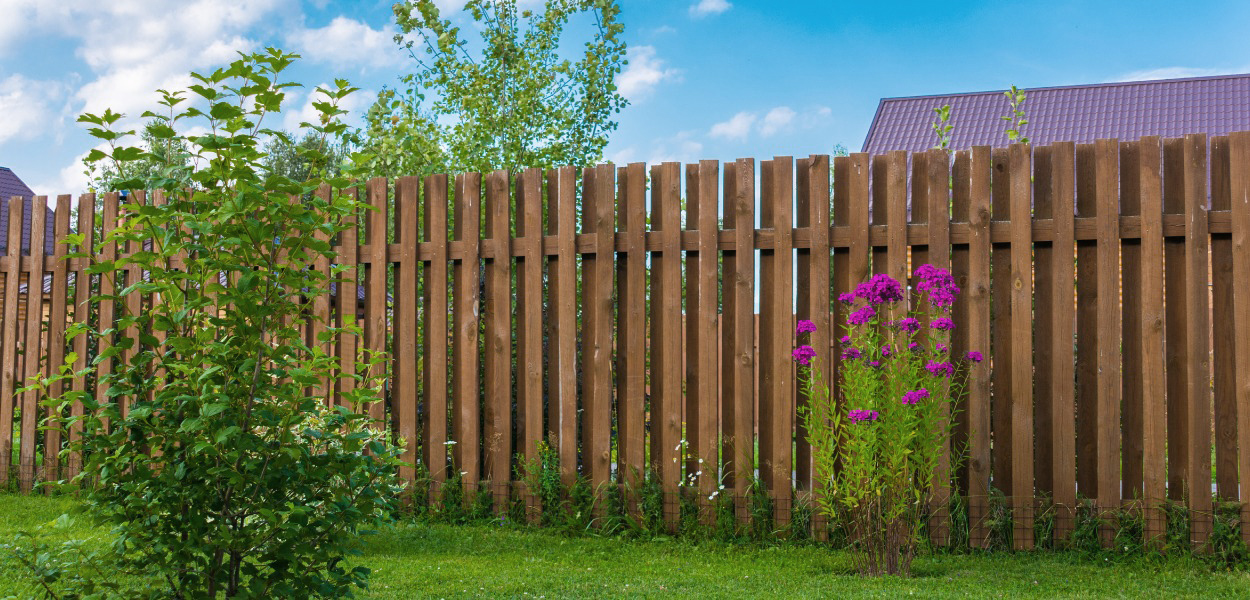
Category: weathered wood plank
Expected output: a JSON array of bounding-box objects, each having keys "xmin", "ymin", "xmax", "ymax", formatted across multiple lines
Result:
[
  {"xmin": 966, "ymin": 147, "xmax": 993, "ymax": 548},
  {"xmin": 759, "ymin": 156, "xmax": 794, "ymax": 529},
  {"xmin": 1228, "ymin": 130, "xmax": 1250, "ymax": 547},
  {"xmin": 1009, "ymin": 143, "xmax": 1035, "ymax": 550},
  {"xmin": 1182, "ymin": 134, "xmax": 1212, "ymax": 550},
  {"xmin": 545, "ymin": 167, "xmax": 576, "ymax": 486},
  {"xmin": 1049, "ymin": 142, "xmax": 1078, "ymax": 543},
  {"xmin": 1138, "ymin": 136, "xmax": 1168, "ymax": 548},
  {"xmin": 484, "ymin": 169, "xmax": 514, "ymax": 511},
  {"xmin": 452, "ymin": 174, "xmax": 481, "ymax": 496},
  {"xmin": 516, "ymin": 168, "xmax": 543, "ymax": 521},
  {"xmin": 616, "ymin": 163, "xmax": 646, "ymax": 511},
  {"xmin": 423, "ymin": 174, "xmax": 450, "ymax": 498},
  {"xmin": 651, "ymin": 162, "xmax": 682, "ymax": 530}
]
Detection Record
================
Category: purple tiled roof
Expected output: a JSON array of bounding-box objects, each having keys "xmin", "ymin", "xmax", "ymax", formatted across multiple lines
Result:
[
  {"xmin": 862, "ymin": 73, "xmax": 1250, "ymax": 154},
  {"xmin": 0, "ymin": 167, "xmax": 56, "ymax": 256}
]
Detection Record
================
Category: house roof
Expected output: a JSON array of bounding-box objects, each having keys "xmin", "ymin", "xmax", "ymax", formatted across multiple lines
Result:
[
  {"xmin": 862, "ymin": 73, "xmax": 1250, "ymax": 154},
  {"xmin": 0, "ymin": 166, "xmax": 56, "ymax": 256}
]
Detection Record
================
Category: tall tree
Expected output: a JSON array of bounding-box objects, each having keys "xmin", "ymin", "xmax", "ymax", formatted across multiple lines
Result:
[
  {"xmin": 87, "ymin": 119, "xmax": 194, "ymax": 193},
  {"xmin": 351, "ymin": 0, "xmax": 627, "ymax": 178}
]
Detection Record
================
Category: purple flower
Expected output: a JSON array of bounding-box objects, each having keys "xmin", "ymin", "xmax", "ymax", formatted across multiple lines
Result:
[
  {"xmin": 847, "ymin": 305, "xmax": 877, "ymax": 326},
  {"xmin": 908, "ymin": 341, "xmax": 922, "ymax": 353},
  {"xmin": 853, "ymin": 274, "xmax": 905, "ymax": 305},
  {"xmin": 838, "ymin": 292, "xmax": 856, "ymax": 306},
  {"xmin": 925, "ymin": 360, "xmax": 955, "ymax": 378},
  {"xmin": 880, "ymin": 344, "xmax": 892, "ymax": 358},
  {"xmin": 894, "ymin": 317, "xmax": 921, "ymax": 334},
  {"xmin": 842, "ymin": 347, "xmax": 861, "ymax": 360},
  {"xmin": 792, "ymin": 345, "xmax": 817, "ymax": 366},
  {"xmin": 868, "ymin": 360, "xmax": 881, "ymax": 369},
  {"xmin": 936, "ymin": 343, "xmax": 948, "ymax": 354},
  {"xmin": 796, "ymin": 319, "xmax": 817, "ymax": 335},
  {"xmin": 848, "ymin": 409, "xmax": 879, "ymax": 423},
  {"xmin": 931, "ymin": 317, "xmax": 956, "ymax": 331},
  {"xmin": 966, "ymin": 350, "xmax": 984, "ymax": 363},
  {"xmin": 914, "ymin": 264, "xmax": 960, "ymax": 308},
  {"xmin": 839, "ymin": 335, "xmax": 852, "ymax": 346},
  {"xmin": 902, "ymin": 388, "xmax": 931, "ymax": 405}
]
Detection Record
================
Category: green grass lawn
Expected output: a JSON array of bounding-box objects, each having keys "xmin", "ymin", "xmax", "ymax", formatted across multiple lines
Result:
[{"xmin": 2, "ymin": 493, "xmax": 1247, "ymax": 599}]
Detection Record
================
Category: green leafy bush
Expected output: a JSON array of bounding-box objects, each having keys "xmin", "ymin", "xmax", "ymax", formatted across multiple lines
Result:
[
  {"xmin": 797, "ymin": 266, "xmax": 976, "ymax": 576},
  {"xmin": 27, "ymin": 49, "xmax": 404, "ymax": 598}
]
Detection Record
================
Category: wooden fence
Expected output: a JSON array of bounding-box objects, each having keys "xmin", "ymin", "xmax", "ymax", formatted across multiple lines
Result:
[{"xmin": 4, "ymin": 132, "xmax": 1250, "ymax": 551}]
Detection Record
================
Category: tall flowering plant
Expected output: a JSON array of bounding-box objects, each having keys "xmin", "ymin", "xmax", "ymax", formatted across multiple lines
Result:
[{"xmin": 796, "ymin": 266, "xmax": 979, "ymax": 576}]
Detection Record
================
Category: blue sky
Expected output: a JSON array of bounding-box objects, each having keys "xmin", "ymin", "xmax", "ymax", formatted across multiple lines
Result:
[{"xmin": 2, "ymin": 0, "xmax": 1249, "ymax": 196}]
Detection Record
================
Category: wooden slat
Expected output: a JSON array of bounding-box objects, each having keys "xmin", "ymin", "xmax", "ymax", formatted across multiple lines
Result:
[
  {"xmin": 686, "ymin": 160, "xmax": 720, "ymax": 524},
  {"xmin": 545, "ymin": 167, "xmax": 576, "ymax": 486},
  {"xmin": 966, "ymin": 147, "xmax": 993, "ymax": 548},
  {"xmin": 119, "ymin": 193, "xmax": 141, "ymax": 419},
  {"xmin": 927, "ymin": 148, "xmax": 953, "ymax": 546},
  {"xmin": 18, "ymin": 195, "xmax": 47, "ymax": 491},
  {"xmin": 1138, "ymin": 136, "xmax": 1168, "ymax": 548},
  {"xmin": 310, "ymin": 186, "xmax": 333, "ymax": 403},
  {"xmin": 1049, "ymin": 142, "xmax": 1078, "ymax": 542},
  {"xmin": 335, "ymin": 186, "xmax": 358, "ymax": 409},
  {"xmin": 726, "ymin": 158, "xmax": 756, "ymax": 521},
  {"xmin": 1162, "ymin": 139, "xmax": 1188, "ymax": 505},
  {"xmin": 67, "ymin": 194, "xmax": 95, "ymax": 479},
  {"xmin": 1095, "ymin": 139, "xmax": 1122, "ymax": 546},
  {"xmin": 389, "ymin": 177, "xmax": 418, "ymax": 487},
  {"xmin": 583, "ymin": 164, "xmax": 615, "ymax": 496},
  {"xmin": 821, "ymin": 155, "xmax": 857, "ymax": 541},
  {"xmin": 1210, "ymin": 136, "xmax": 1238, "ymax": 501},
  {"xmin": 795, "ymin": 155, "xmax": 830, "ymax": 523},
  {"xmin": 847, "ymin": 155, "xmax": 871, "ymax": 292},
  {"xmin": 452, "ymin": 174, "xmax": 482, "ymax": 495},
  {"xmin": 484, "ymin": 169, "xmax": 514, "ymax": 511},
  {"xmin": 1075, "ymin": 143, "xmax": 1099, "ymax": 502},
  {"xmin": 1033, "ymin": 146, "xmax": 1055, "ymax": 500},
  {"xmin": 906, "ymin": 151, "xmax": 928, "ymax": 283},
  {"xmin": 1228, "ymin": 130, "xmax": 1250, "ymax": 547},
  {"xmin": 616, "ymin": 163, "xmax": 646, "ymax": 508},
  {"xmin": 1120, "ymin": 141, "xmax": 1144, "ymax": 501},
  {"xmin": 422, "ymin": 174, "xmax": 450, "ymax": 497},
  {"xmin": 42, "ymin": 196, "xmax": 71, "ymax": 485},
  {"xmin": 949, "ymin": 149, "xmax": 972, "ymax": 517},
  {"xmin": 0, "ymin": 196, "xmax": 23, "ymax": 486},
  {"xmin": 515, "ymin": 168, "xmax": 543, "ymax": 520},
  {"xmin": 989, "ymin": 147, "xmax": 1013, "ymax": 498},
  {"xmin": 1009, "ymin": 143, "xmax": 1035, "ymax": 550},
  {"xmin": 650, "ymin": 162, "xmax": 681, "ymax": 530},
  {"xmin": 95, "ymin": 194, "xmax": 119, "ymax": 432},
  {"xmin": 759, "ymin": 156, "xmax": 794, "ymax": 529},
  {"xmin": 1182, "ymin": 134, "xmax": 1212, "ymax": 549}
]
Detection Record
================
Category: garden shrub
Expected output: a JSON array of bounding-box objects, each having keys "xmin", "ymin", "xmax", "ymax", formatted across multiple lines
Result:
[
  {"xmin": 797, "ymin": 266, "xmax": 977, "ymax": 576},
  {"xmin": 24, "ymin": 49, "xmax": 404, "ymax": 598}
]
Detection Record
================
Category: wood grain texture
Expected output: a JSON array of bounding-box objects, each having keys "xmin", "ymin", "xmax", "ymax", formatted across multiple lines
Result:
[
  {"xmin": 1119, "ymin": 142, "xmax": 1144, "ymax": 501},
  {"xmin": 1182, "ymin": 134, "xmax": 1212, "ymax": 550},
  {"xmin": 423, "ymin": 175, "xmax": 450, "ymax": 496},
  {"xmin": 729, "ymin": 158, "xmax": 756, "ymax": 521},
  {"xmin": 42, "ymin": 196, "xmax": 71, "ymax": 484},
  {"xmin": 1008, "ymin": 144, "xmax": 1035, "ymax": 550},
  {"xmin": 616, "ymin": 163, "xmax": 646, "ymax": 507},
  {"xmin": 545, "ymin": 167, "xmax": 577, "ymax": 486},
  {"xmin": 452, "ymin": 174, "xmax": 481, "ymax": 494},
  {"xmin": 1049, "ymin": 143, "xmax": 1078, "ymax": 543},
  {"xmin": 650, "ymin": 162, "xmax": 682, "ymax": 530},
  {"xmin": 1138, "ymin": 137, "xmax": 1168, "ymax": 548},
  {"xmin": 759, "ymin": 156, "xmax": 794, "ymax": 530},
  {"xmin": 1162, "ymin": 138, "xmax": 1189, "ymax": 502},
  {"xmin": 390, "ymin": 177, "xmax": 418, "ymax": 487},
  {"xmin": 1075, "ymin": 144, "xmax": 1099, "ymax": 502},
  {"xmin": 0, "ymin": 195, "xmax": 23, "ymax": 486},
  {"xmin": 965, "ymin": 147, "xmax": 993, "ymax": 548},
  {"xmin": 927, "ymin": 148, "xmax": 953, "ymax": 547},
  {"xmin": 990, "ymin": 148, "xmax": 1013, "ymax": 497},
  {"xmin": 795, "ymin": 155, "xmax": 830, "ymax": 521},
  {"xmin": 1210, "ymin": 137, "xmax": 1238, "ymax": 502},
  {"xmin": 484, "ymin": 170, "xmax": 514, "ymax": 511},
  {"xmin": 1228, "ymin": 131, "xmax": 1250, "ymax": 547},
  {"xmin": 686, "ymin": 160, "xmax": 720, "ymax": 524},
  {"xmin": 515, "ymin": 169, "xmax": 543, "ymax": 520},
  {"xmin": 1095, "ymin": 139, "xmax": 1122, "ymax": 547},
  {"xmin": 67, "ymin": 194, "xmax": 95, "ymax": 479}
]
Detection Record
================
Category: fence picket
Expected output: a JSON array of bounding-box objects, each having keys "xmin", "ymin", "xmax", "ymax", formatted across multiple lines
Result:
[
  {"xmin": 1228, "ymin": 130, "xmax": 1250, "ymax": 548},
  {"xmin": 1182, "ymin": 134, "xmax": 1213, "ymax": 550},
  {"xmin": 453, "ymin": 174, "xmax": 482, "ymax": 496},
  {"xmin": 616, "ymin": 163, "xmax": 646, "ymax": 511},
  {"xmin": 516, "ymin": 168, "xmax": 543, "ymax": 520},
  {"xmin": 484, "ymin": 170, "xmax": 513, "ymax": 511},
  {"xmin": 1049, "ymin": 142, "xmax": 1078, "ymax": 543},
  {"xmin": 545, "ymin": 167, "xmax": 576, "ymax": 487},
  {"xmin": 423, "ymin": 174, "xmax": 450, "ymax": 500},
  {"xmin": 1138, "ymin": 136, "xmax": 1167, "ymax": 548}
]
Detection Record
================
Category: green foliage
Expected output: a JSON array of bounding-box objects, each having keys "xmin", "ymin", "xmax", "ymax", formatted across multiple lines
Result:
[
  {"xmin": 86, "ymin": 117, "xmax": 194, "ymax": 194},
  {"xmin": 261, "ymin": 130, "xmax": 353, "ymax": 185},
  {"xmin": 1002, "ymin": 84, "xmax": 1030, "ymax": 144},
  {"xmin": 24, "ymin": 49, "xmax": 405, "ymax": 598},
  {"xmin": 353, "ymin": 0, "xmax": 627, "ymax": 179},
  {"xmin": 931, "ymin": 104, "xmax": 953, "ymax": 150}
]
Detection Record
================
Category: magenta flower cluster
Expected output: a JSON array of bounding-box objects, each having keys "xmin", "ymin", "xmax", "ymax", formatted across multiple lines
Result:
[
  {"xmin": 966, "ymin": 351, "xmax": 983, "ymax": 363},
  {"xmin": 846, "ymin": 305, "xmax": 877, "ymax": 326},
  {"xmin": 792, "ymin": 345, "xmax": 816, "ymax": 366},
  {"xmin": 796, "ymin": 319, "xmax": 817, "ymax": 335},
  {"xmin": 902, "ymin": 388, "xmax": 930, "ymax": 405},
  {"xmin": 925, "ymin": 360, "xmax": 955, "ymax": 378},
  {"xmin": 848, "ymin": 409, "xmax": 879, "ymax": 423},
  {"xmin": 853, "ymin": 274, "xmax": 905, "ymax": 305},
  {"xmin": 915, "ymin": 264, "xmax": 960, "ymax": 309},
  {"xmin": 930, "ymin": 317, "xmax": 955, "ymax": 331},
  {"xmin": 893, "ymin": 317, "xmax": 920, "ymax": 334},
  {"xmin": 842, "ymin": 347, "xmax": 862, "ymax": 360}
]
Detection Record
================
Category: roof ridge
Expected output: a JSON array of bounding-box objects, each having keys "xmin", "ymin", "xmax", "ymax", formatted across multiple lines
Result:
[{"xmin": 880, "ymin": 72, "xmax": 1250, "ymax": 103}]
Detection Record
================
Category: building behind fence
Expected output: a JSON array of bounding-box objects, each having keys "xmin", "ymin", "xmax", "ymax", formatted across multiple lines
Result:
[{"xmin": 4, "ymin": 132, "xmax": 1250, "ymax": 552}]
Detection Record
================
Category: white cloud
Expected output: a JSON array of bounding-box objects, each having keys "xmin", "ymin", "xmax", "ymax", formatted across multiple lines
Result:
[
  {"xmin": 0, "ymin": 75, "xmax": 66, "ymax": 146},
  {"xmin": 709, "ymin": 111, "xmax": 756, "ymax": 141},
  {"xmin": 30, "ymin": 147, "xmax": 100, "ymax": 196},
  {"xmin": 287, "ymin": 16, "xmax": 404, "ymax": 70},
  {"xmin": 617, "ymin": 46, "xmax": 681, "ymax": 101},
  {"xmin": 758, "ymin": 106, "xmax": 796, "ymax": 137},
  {"xmin": 689, "ymin": 0, "xmax": 732, "ymax": 18},
  {"xmin": 1111, "ymin": 66, "xmax": 1248, "ymax": 82},
  {"xmin": 645, "ymin": 132, "xmax": 704, "ymax": 165}
]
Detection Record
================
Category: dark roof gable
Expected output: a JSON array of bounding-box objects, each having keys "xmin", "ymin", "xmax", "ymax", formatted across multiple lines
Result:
[
  {"xmin": 862, "ymin": 73, "xmax": 1250, "ymax": 154},
  {"xmin": 0, "ymin": 166, "xmax": 56, "ymax": 256}
]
